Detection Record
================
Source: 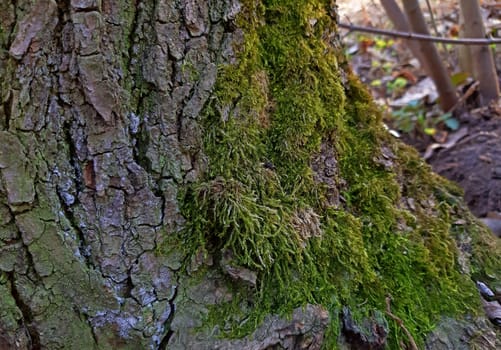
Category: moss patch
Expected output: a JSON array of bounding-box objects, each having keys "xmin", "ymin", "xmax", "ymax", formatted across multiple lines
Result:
[{"xmin": 165, "ymin": 0, "xmax": 501, "ymax": 348}]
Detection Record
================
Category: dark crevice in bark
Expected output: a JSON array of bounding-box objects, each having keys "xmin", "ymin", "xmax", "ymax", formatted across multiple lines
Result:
[
  {"xmin": 22, "ymin": 243, "xmax": 42, "ymax": 283},
  {"xmin": 149, "ymin": 177, "xmax": 164, "ymax": 201},
  {"xmin": 128, "ymin": 3, "xmax": 159, "ymax": 178},
  {"xmin": 55, "ymin": 0, "xmax": 81, "ymax": 197},
  {"xmin": 133, "ymin": 117, "xmax": 154, "ymax": 173},
  {"xmin": 128, "ymin": 39, "xmax": 157, "ymax": 175},
  {"xmin": 221, "ymin": 18, "xmax": 238, "ymax": 34},
  {"xmin": 158, "ymin": 192, "xmax": 166, "ymax": 227},
  {"xmin": 125, "ymin": 1, "xmax": 141, "ymax": 75},
  {"xmin": 57, "ymin": 189, "xmax": 94, "ymax": 266},
  {"xmin": 159, "ymin": 329, "xmax": 174, "ymax": 350},
  {"xmin": 158, "ymin": 283, "xmax": 178, "ymax": 350},
  {"xmin": 8, "ymin": 0, "xmax": 18, "ymax": 47},
  {"xmin": 40, "ymin": 96, "xmax": 52, "ymax": 134},
  {"xmin": 123, "ymin": 271, "xmax": 134, "ymax": 299},
  {"xmin": 7, "ymin": 271, "xmax": 40, "ymax": 350},
  {"xmin": 91, "ymin": 147, "xmax": 124, "ymax": 157},
  {"xmin": 3, "ymin": 91, "xmax": 12, "ymax": 130},
  {"xmin": 174, "ymin": 95, "xmax": 187, "ymax": 168},
  {"xmin": 71, "ymin": 6, "xmax": 99, "ymax": 13},
  {"xmin": 55, "ymin": 0, "xmax": 71, "ymax": 27},
  {"xmin": 78, "ymin": 51, "xmax": 105, "ymax": 58},
  {"xmin": 9, "ymin": 202, "xmax": 36, "ymax": 216},
  {"xmin": 67, "ymin": 124, "xmax": 85, "ymax": 192},
  {"xmin": 56, "ymin": 121, "xmax": 95, "ymax": 268},
  {"xmin": 89, "ymin": 320, "xmax": 99, "ymax": 346},
  {"xmin": 129, "ymin": 78, "xmax": 151, "ymax": 171}
]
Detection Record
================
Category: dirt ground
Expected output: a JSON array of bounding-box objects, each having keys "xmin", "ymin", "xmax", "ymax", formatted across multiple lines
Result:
[
  {"xmin": 428, "ymin": 107, "xmax": 501, "ymax": 217},
  {"xmin": 338, "ymin": 0, "xmax": 501, "ymax": 218}
]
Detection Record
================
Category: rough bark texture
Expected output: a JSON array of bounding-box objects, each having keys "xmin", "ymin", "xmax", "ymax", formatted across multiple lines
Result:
[
  {"xmin": 0, "ymin": 1, "xmax": 499, "ymax": 349},
  {"xmin": 401, "ymin": 0, "xmax": 458, "ymax": 111},
  {"xmin": 380, "ymin": 0, "xmax": 431, "ymax": 76},
  {"xmin": 1, "ymin": 0, "xmax": 219, "ymax": 348},
  {"xmin": 459, "ymin": 0, "xmax": 500, "ymax": 105}
]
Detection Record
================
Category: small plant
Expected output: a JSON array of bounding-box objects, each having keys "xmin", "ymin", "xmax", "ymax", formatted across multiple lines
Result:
[
  {"xmin": 375, "ymin": 38, "xmax": 395, "ymax": 50},
  {"xmin": 386, "ymin": 76, "xmax": 408, "ymax": 96},
  {"xmin": 391, "ymin": 99, "xmax": 459, "ymax": 135}
]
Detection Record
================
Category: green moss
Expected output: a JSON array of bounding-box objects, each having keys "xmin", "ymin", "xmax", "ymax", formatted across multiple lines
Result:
[{"xmin": 164, "ymin": 0, "xmax": 501, "ymax": 348}]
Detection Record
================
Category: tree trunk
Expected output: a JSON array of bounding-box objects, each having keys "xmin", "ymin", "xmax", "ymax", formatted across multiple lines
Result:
[
  {"xmin": 400, "ymin": 0, "xmax": 458, "ymax": 111},
  {"xmin": 459, "ymin": 0, "xmax": 500, "ymax": 105},
  {"xmin": 380, "ymin": 0, "xmax": 431, "ymax": 76},
  {"xmin": 0, "ymin": 1, "xmax": 499, "ymax": 349}
]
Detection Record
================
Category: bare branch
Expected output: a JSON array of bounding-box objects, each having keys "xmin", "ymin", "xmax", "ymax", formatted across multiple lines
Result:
[{"xmin": 339, "ymin": 22, "xmax": 501, "ymax": 46}]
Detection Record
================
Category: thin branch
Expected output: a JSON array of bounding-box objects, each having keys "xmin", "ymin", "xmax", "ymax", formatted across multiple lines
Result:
[
  {"xmin": 424, "ymin": 0, "xmax": 452, "ymax": 65},
  {"xmin": 425, "ymin": 0, "xmax": 441, "ymax": 38},
  {"xmin": 447, "ymin": 81, "xmax": 480, "ymax": 114},
  {"xmin": 338, "ymin": 22, "xmax": 501, "ymax": 46},
  {"xmin": 379, "ymin": 0, "xmax": 431, "ymax": 75}
]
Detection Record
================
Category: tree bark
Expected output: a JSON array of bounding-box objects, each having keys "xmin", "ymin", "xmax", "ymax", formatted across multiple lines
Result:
[
  {"xmin": 380, "ymin": 0, "xmax": 431, "ymax": 75},
  {"xmin": 401, "ymin": 0, "xmax": 458, "ymax": 111},
  {"xmin": 459, "ymin": 0, "xmax": 500, "ymax": 105},
  {"xmin": 0, "ymin": 1, "xmax": 499, "ymax": 349}
]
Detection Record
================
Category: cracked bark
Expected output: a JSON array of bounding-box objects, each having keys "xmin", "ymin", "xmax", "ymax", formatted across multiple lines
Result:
[
  {"xmin": 0, "ymin": 1, "xmax": 499, "ymax": 349},
  {"xmin": 0, "ymin": 0, "xmax": 236, "ymax": 348},
  {"xmin": 0, "ymin": 0, "xmax": 175, "ymax": 348}
]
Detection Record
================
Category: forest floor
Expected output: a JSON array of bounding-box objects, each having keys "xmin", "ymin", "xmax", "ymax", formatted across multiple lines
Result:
[{"xmin": 338, "ymin": 0, "xmax": 501, "ymax": 218}]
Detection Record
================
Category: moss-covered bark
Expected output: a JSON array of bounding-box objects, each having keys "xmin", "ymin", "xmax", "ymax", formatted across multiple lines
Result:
[{"xmin": 0, "ymin": 0, "xmax": 500, "ymax": 349}]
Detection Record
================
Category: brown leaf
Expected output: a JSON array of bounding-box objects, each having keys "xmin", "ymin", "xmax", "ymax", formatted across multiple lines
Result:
[{"xmin": 393, "ymin": 69, "xmax": 418, "ymax": 85}]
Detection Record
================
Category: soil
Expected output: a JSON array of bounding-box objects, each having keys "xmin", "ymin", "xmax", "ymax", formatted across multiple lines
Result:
[{"xmin": 427, "ymin": 107, "xmax": 501, "ymax": 217}]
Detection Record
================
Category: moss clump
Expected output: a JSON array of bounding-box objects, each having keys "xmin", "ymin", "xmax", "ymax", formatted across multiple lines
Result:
[
  {"xmin": 181, "ymin": 176, "xmax": 300, "ymax": 271},
  {"xmin": 167, "ymin": 0, "xmax": 501, "ymax": 348}
]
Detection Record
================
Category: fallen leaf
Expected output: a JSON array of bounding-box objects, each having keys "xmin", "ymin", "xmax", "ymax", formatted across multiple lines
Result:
[{"xmin": 423, "ymin": 126, "xmax": 469, "ymax": 160}]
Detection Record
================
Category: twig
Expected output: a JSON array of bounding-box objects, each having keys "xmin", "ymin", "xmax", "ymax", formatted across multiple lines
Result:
[
  {"xmin": 424, "ymin": 0, "xmax": 452, "ymax": 66},
  {"xmin": 339, "ymin": 22, "xmax": 501, "ymax": 46},
  {"xmin": 446, "ymin": 81, "xmax": 480, "ymax": 114},
  {"xmin": 385, "ymin": 296, "xmax": 419, "ymax": 350},
  {"xmin": 425, "ymin": 0, "xmax": 440, "ymax": 38}
]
